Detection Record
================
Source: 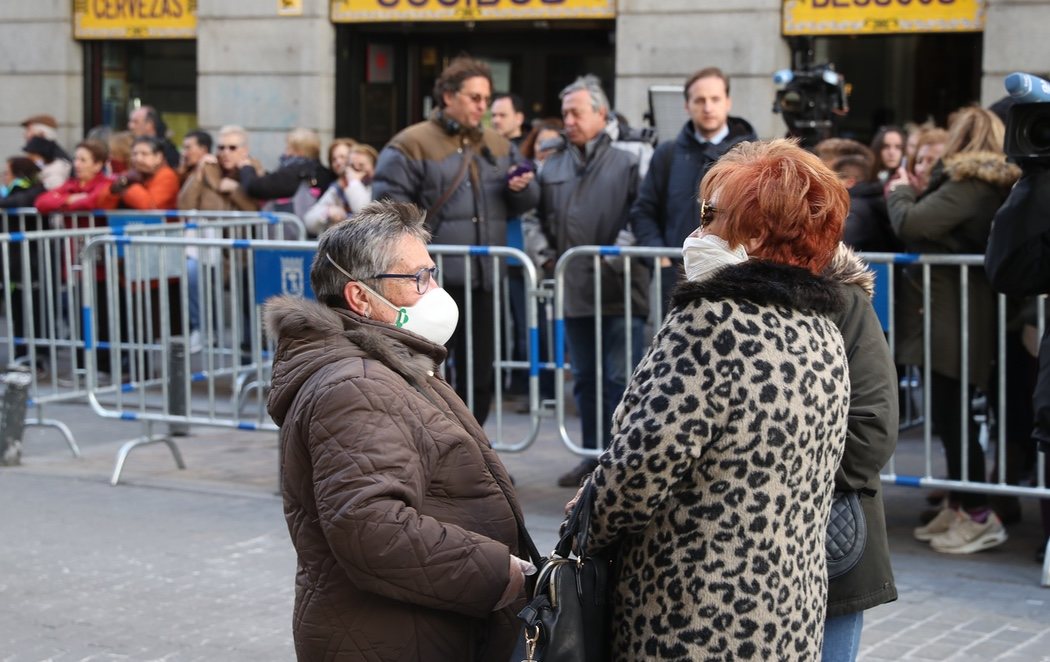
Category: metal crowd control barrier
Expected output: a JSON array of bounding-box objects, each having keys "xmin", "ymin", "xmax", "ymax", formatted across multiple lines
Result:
[
  {"xmin": 79, "ymin": 235, "xmax": 541, "ymax": 484},
  {"xmin": 0, "ymin": 209, "xmax": 304, "ymax": 460},
  {"xmin": 429, "ymin": 245, "xmax": 543, "ymax": 452},
  {"xmin": 553, "ymin": 247, "xmax": 1049, "ymax": 584},
  {"xmin": 862, "ymin": 253, "xmax": 1050, "ymax": 585},
  {"xmin": 552, "ymin": 245, "xmax": 680, "ymax": 456}
]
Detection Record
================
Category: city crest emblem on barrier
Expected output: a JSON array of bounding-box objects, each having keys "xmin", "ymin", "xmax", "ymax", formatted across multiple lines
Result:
[{"xmin": 281, "ymin": 257, "xmax": 305, "ymax": 297}]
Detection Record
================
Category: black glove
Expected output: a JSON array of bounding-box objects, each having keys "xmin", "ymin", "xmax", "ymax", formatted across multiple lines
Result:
[{"xmin": 110, "ymin": 171, "xmax": 143, "ymax": 194}]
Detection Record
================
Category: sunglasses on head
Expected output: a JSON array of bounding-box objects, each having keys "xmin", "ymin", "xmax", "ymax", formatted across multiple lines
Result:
[{"xmin": 699, "ymin": 198, "xmax": 720, "ymax": 228}]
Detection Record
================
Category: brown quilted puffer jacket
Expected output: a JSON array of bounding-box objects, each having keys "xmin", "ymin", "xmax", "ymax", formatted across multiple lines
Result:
[{"xmin": 265, "ymin": 296, "xmax": 526, "ymax": 662}]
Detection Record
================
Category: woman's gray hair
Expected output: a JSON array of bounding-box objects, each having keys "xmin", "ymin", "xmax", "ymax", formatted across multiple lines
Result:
[
  {"xmin": 559, "ymin": 75, "xmax": 609, "ymax": 115},
  {"xmin": 310, "ymin": 201, "xmax": 431, "ymax": 306}
]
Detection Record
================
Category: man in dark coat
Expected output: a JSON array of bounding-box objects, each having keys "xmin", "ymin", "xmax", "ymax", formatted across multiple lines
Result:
[
  {"xmin": 538, "ymin": 75, "xmax": 649, "ymax": 487},
  {"xmin": 985, "ymin": 161, "xmax": 1050, "ymax": 561},
  {"xmin": 372, "ymin": 56, "xmax": 539, "ymax": 426},
  {"xmin": 128, "ymin": 105, "xmax": 181, "ymax": 169},
  {"xmin": 631, "ymin": 66, "xmax": 756, "ymax": 311}
]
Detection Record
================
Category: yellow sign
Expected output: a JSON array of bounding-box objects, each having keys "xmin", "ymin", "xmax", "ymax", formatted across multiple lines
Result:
[
  {"xmin": 279, "ymin": 0, "xmax": 304, "ymax": 16},
  {"xmin": 74, "ymin": 0, "xmax": 197, "ymax": 39},
  {"xmin": 783, "ymin": 0, "xmax": 986, "ymax": 35},
  {"xmin": 332, "ymin": 0, "xmax": 615, "ymax": 23}
]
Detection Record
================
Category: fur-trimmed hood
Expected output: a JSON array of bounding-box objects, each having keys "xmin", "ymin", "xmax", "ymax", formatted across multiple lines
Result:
[
  {"xmin": 943, "ymin": 151, "xmax": 1021, "ymax": 188},
  {"xmin": 264, "ymin": 295, "xmax": 445, "ymax": 424},
  {"xmin": 671, "ymin": 259, "xmax": 845, "ymax": 315},
  {"xmin": 824, "ymin": 243, "xmax": 875, "ymax": 299},
  {"xmin": 266, "ymin": 299, "xmax": 527, "ymax": 661}
]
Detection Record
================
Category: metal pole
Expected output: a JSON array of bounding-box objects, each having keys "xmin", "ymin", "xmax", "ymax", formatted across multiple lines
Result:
[
  {"xmin": 167, "ymin": 337, "xmax": 190, "ymax": 437},
  {"xmin": 0, "ymin": 370, "xmax": 31, "ymax": 466}
]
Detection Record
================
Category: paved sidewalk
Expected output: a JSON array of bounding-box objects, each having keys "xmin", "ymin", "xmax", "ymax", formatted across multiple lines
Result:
[{"xmin": 2, "ymin": 401, "xmax": 1049, "ymax": 661}]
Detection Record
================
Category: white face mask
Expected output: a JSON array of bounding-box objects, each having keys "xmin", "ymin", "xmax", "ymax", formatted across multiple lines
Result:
[
  {"xmin": 325, "ymin": 253, "xmax": 459, "ymax": 345},
  {"xmin": 358, "ymin": 281, "xmax": 460, "ymax": 346},
  {"xmin": 681, "ymin": 231, "xmax": 748, "ymax": 283}
]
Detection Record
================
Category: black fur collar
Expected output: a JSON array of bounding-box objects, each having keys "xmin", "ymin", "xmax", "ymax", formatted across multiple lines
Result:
[{"xmin": 670, "ymin": 260, "xmax": 845, "ymax": 316}]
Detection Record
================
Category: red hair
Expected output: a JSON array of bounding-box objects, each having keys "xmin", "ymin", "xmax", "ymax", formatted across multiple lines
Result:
[{"xmin": 700, "ymin": 138, "xmax": 848, "ymax": 274}]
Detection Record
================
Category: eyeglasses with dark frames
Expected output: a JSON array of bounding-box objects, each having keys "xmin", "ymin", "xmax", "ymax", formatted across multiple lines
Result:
[
  {"xmin": 699, "ymin": 198, "xmax": 720, "ymax": 229},
  {"xmin": 371, "ymin": 266, "xmax": 440, "ymax": 295}
]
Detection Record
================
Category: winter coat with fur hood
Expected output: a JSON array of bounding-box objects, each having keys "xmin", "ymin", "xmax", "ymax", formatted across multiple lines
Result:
[
  {"xmin": 887, "ymin": 151, "xmax": 1020, "ymax": 388},
  {"xmin": 264, "ymin": 296, "xmax": 526, "ymax": 662},
  {"xmin": 823, "ymin": 244, "xmax": 899, "ymax": 617}
]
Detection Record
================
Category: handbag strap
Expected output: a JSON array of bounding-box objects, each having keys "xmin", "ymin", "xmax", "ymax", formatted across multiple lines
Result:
[
  {"xmin": 554, "ymin": 479, "xmax": 597, "ymax": 559},
  {"xmin": 427, "ymin": 145, "xmax": 474, "ymax": 232}
]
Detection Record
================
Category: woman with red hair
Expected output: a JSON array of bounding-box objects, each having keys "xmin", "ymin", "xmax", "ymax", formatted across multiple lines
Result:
[{"xmin": 565, "ymin": 139, "xmax": 853, "ymax": 660}]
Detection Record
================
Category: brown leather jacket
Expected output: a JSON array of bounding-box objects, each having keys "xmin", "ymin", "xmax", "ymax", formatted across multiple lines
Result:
[
  {"xmin": 177, "ymin": 160, "xmax": 262, "ymax": 212},
  {"xmin": 264, "ymin": 296, "xmax": 526, "ymax": 661}
]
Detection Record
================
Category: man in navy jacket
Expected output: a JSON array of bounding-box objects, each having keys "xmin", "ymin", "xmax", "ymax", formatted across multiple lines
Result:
[{"xmin": 631, "ymin": 67, "xmax": 756, "ymax": 312}]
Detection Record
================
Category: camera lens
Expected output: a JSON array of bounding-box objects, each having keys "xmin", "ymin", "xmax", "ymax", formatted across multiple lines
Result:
[
  {"xmin": 780, "ymin": 91, "xmax": 802, "ymax": 113},
  {"xmin": 1028, "ymin": 114, "xmax": 1050, "ymax": 152}
]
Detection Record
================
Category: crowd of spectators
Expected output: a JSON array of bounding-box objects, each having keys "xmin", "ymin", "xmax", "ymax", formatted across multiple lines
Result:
[
  {"xmin": 1, "ymin": 110, "xmax": 380, "ymax": 238},
  {"xmin": 2, "ymin": 70, "xmax": 1047, "ymax": 571}
]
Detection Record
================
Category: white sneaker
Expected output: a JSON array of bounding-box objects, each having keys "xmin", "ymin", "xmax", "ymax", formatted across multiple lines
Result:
[
  {"xmin": 914, "ymin": 507, "xmax": 960, "ymax": 542},
  {"xmin": 188, "ymin": 330, "xmax": 203, "ymax": 354},
  {"xmin": 930, "ymin": 511, "xmax": 1008, "ymax": 554}
]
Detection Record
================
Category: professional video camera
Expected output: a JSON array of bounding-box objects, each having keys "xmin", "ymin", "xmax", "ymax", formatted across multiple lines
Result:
[
  {"xmin": 1004, "ymin": 72, "xmax": 1050, "ymax": 163},
  {"xmin": 772, "ymin": 37, "xmax": 848, "ymax": 150}
]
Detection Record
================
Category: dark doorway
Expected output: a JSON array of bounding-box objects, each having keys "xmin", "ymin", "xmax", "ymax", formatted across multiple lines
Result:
[
  {"xmin": 84, "ymin": 39, "xmax": 197, "ymax": 140},
  {"xmin": 814, "ymin": 32, "xmax": 983, "ymax": 142},
  {"xmin": 336, "ymin": 21, "xmax": 615, "ymax": 148}
]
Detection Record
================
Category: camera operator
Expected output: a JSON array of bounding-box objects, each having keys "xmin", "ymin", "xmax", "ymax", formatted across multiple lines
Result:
[
  {"xmin": 986, "ymin": 161, "xmax": 1050, "ymax": 428},
  {"xmin": 984, "ymin": 145, "xmax": 1050, "ymax": 563}
]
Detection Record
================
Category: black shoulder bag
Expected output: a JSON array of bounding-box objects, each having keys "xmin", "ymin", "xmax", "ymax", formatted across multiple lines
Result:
[
  {"xmin": 518, "ymin": 480, "xmax": 614, "ymax": 662},
  {"xmin": 826, "ymin": 491, "xmax": 868, "ymax": 580}
]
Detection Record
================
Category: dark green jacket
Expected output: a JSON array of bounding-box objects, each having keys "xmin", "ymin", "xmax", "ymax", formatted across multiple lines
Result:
[
  {"xmin": 887, "ymin": 151, "xmax": 1020, "ymax": 389},
  {"xmin": 824, "ymin": 244, "xmax": 899, "ymax": 617}
]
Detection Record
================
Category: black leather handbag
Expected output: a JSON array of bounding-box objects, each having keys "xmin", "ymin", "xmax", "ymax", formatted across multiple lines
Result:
[
  {"xmin": 518, "ymin": 480, "xmax": 614, "ymax": 662},
  {"xmin": 826, "ymin": 491, "xmax": 868, "ymax": 580}
]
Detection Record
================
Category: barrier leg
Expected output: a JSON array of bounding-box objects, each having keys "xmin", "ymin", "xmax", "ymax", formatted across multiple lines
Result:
[
  {"xmin": 0, "ymin": 371, "xmax": 31, "ymax": 466},
  {"xmin": 110, "ymin": 423, "xmax": 186, "ymax": 486},
  {"xmin": 168, "ymin": 337, "xmax": 190, "ymax": 437},
  {"xmin": 23, "ymin": 416, "xmax": 81, "ymax": 458},
  {"xmin": 1042, "ymin": 537, "xmax": 1050, "ymax": 588}
]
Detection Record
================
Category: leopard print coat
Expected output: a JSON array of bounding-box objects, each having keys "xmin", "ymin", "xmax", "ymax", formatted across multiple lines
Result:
[{"xmin": 586, "ymin": 260, "xmax": 850, "ymax": 661}]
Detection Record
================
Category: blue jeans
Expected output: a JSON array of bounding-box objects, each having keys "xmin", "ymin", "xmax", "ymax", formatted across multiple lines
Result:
[
  {"xmin": 186, "ymin": 255, "xmax": 200, "ymax": 332},
  {"xmin": 822, "ymin": 611, "xmax": 864, "ymax": 662},
  {"xmin": 564, "ymin": 315, "xmax": 646, "ymax": 450}
]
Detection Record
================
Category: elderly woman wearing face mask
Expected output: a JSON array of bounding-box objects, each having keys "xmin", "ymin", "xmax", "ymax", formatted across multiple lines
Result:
[
  {"xmin": 264, "ymin": 200, "xmax": 534, "ymax": 662},
  {"xmin": 567, "ymin": 139, "xmax": 854, "ymax": 661}
]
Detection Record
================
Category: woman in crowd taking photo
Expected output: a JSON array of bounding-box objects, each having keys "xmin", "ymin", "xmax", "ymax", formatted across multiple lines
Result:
[
  {"xmin": 303, "ymin": 141, "xmax": 377, "ymax": 236},
  {"xmin": 887, "ymin": 106, "xmax": 1021, "ymax": 553},
  {"xmin": 572, "ymin": 139, "xmax": 852, "ymax": 660},
  {"xmin": 870, "ymin": 125, "xmax": 906, "ymax": 184}
]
